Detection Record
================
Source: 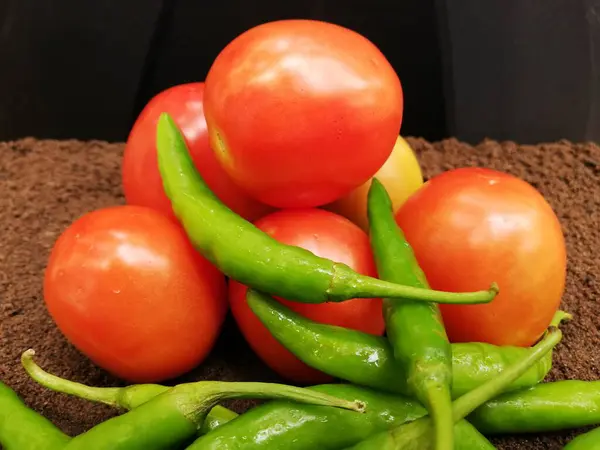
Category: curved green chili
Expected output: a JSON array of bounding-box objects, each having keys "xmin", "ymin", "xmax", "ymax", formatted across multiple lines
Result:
[
  {"xmin": 468, "ymin": 380, "xmax": 600, "ymax": 435},
  {"xmin": 345, "ymin": 324, "xmax": 563, "ymax": 449},
  {"xmin": 23, "ymin": 352, "xmax": 364, "ymax": 450},
  {"xmin": 246, "ymin": 290, "xmax": 567, "ymax": 398},
  {"xmin": 155, "ymin": 113, "xmax": 498, "ymax": 305},
  {"xmin": 367, "ymin": 178, "xmax": 453, "ymax": 450},
  {"xmin": 564, "ymin": 426, "xmax": 600, "ymax": 449},
  {"xmin": 0, "ymin": 380, "xmax": 71, "ymax": 450},
  {"xmin": 187, "ymin": 384, "xmax": 425, "ymax": 450},
  {"xmin": 21, "ymin": 349, "xmax": 238, "ymax": 436}
]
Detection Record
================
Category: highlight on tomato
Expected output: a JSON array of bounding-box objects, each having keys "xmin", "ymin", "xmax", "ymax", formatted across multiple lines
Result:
[
  {"xmin": 204, "ymin": 19, "xmax": 404, "ymax": 209},
  {"xmin": 395, "ymin": 167, "xmax": 567, "ymax": 347},
  {"xmin": 43, "ymin": 205, "xmax": 228, "ymax": 383},
  {"xmin": 228, "ymin": 208, "xmax": 385, "ymax": 384},
  {"xmin": 325, "ymin": 136, "xmax": 424, "ymax": 230},
  {"xmin": 122, "ymin": 82, "xmax": 273, "ymax": 223}
]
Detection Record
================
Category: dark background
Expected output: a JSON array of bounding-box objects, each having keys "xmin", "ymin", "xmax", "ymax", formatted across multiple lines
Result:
[{"xmin": 0, "ymin": 0, "xmax": 598, "ymax": 144}]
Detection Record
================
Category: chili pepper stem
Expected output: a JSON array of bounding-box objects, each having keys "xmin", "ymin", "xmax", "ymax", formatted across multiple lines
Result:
[
  {"xmin": 22, "ymin": 349, "xmax": 239, "ymax": 436},
  {"xmin": 175, "ymin": 381, "xmax": 366, "ymax": 420},
  {"xmin": 22, "ymin": 350, "xmax": 366, "ymax": 417},
  {"xmin": 329, "ymin": 268, "xmax": 499, "ymax": 305},
  {"xmin": 549, "ymin": 310, "xmax": 572, "ymax": 329},
  {"xmin": 21, "ymin": 349, "xmax": 124, "ymax": 408},
  {"xmin": 424, "ymin": 384, "xmax": 454, "ymax": 450}
]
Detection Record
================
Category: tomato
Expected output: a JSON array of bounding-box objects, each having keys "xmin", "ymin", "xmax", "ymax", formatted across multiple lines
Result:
[
  {"xmin": 43, "ymin": 205, "xmax": 227, "ymax": 383},
  {"xmin": 204, "ymin": 19, "xmax": 403, "ymax": 209},
  {"xmin": 122, "ymin": 82, "xmax": 273, "ymax": 222},
  {"xmin": 325, "ymin": 136, "xmax": 424, "ymax": 230},
  {"xmin": 395, "ymin": 167, "xmax": 567, "ymax": 347},
  {"xmin": 229, "ymin": 208, "xmax": 385, "ymax": 383}
]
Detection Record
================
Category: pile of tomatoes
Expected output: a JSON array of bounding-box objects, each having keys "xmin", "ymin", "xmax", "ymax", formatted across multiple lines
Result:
[{"xmin": 42, "ymin": 20, "xmax": 567, "ymax": 384}]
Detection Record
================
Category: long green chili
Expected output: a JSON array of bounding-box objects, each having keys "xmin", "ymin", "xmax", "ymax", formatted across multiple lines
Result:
[
  {"xmin": 246, "ymin": 290, "xmax": 568, "ymax": 398},
  {"xmin": 367, "ymin": 178, "xmax": 453, "ymax": 450},
  {"xmin": 155, "ymin": 113, "xmax": 498, "ymax": 305}
]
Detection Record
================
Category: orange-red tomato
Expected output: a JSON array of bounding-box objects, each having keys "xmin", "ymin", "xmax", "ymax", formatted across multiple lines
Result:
[
  {"xmin": 326, "ymin": 136, "xmax": 424, "ymax": 230},
  {"xmin": 204, "ymin": 19, "xmax": 403, "ymax": 209},
  {"xmin": 43, "ymin": 206, "xmax": 227, "ymax": 383},
  {"xmin": 122, "ymin": 82, "xmax": 273, "ymax": 222},
  {"xmin": 395, "ymin": 167, "xmax": 567, "ymax": 347},
  {"xmin": 229, "ymin": 208, "xmax": 385, "ymax": 384}
]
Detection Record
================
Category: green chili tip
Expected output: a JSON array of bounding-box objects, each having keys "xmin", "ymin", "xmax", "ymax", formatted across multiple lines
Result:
[
  {"xmin": 564, "ymin": 426, "xmax": 600, "ymax": 449},
  {"xmin": 0, "ymin": 379, "xmax": 72, "ymax": 450}
]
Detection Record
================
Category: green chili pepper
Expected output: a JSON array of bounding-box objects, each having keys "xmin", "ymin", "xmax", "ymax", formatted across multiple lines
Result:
[
  {"xmin": 23, "ymin": 352, "xmax": 364, "ymax": 450},
  {"xmin": 344, "ymin": 324, "xmax": 564, "ymax": 449},
  {"xmin": 155, "ymin": 113, "xmax": 498, "ymax": 305},
  {"xmin": 246, "ymin": 290, "xmax": 568, "ymax": 398},
  {"xmin": 468, "ymin": 380, "xmax": 600, "ymax": 435},
  {"xmin": 188, "ymin": 384, "xmax": 494, "ymax": 450},
  {"xmin": 564, "ymin": 426, "xmax": 600, "ymax": 449},
  {"xmin": 0, "ymin": 380, "xmax": 71, "ymax": 450},
  {"xmin": 367, "ymin": 178, "xmax": 453, "ymax": 450},
  {"xmin": 187, "ymin": 384, "xmax": 425, "ymax": 449},
  {"xmin": 20, "ymin": 349, "xmax": 238, "ymax": 436}
]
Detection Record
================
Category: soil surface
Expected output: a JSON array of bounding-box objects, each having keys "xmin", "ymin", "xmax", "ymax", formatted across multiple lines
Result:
[{"xmin": 1, "ymin": 137, "xmax": 599, "ymax": 449}]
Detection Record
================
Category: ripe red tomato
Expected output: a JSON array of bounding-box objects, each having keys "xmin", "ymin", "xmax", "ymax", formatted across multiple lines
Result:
[
  {"xmin": 122, "ymin": 82, "xmax": 273, "ymax": 222},
  {"xmin": 229, "ymin": 208, "xmax": 385, "ymax": 383},
  {"xmin": 43, "ymin": 205, "xmax": 227, "ymax": 383},
  {"xmin": 395, "ymin": 167, "xmax": 567, "ymax": 347},
  {"xmin": 204, "ymin": 19, "xmax": 403, "ymax": 209},
  {"xmin": 326, "ymin": 136, "xmax": 424, "ymax": 231}
]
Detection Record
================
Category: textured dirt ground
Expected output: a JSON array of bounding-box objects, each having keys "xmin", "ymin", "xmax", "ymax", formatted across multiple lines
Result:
[{"xmin": 1, "ymin": 137, "xmax": 598, "ymax": 449}]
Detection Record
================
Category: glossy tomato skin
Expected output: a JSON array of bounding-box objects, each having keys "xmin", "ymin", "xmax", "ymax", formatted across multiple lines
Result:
[
  {"xmin": 229, "ymin": 208, "xmax": 385, "ymax": 384},
  {"xmin": 326, "ymin": 136, "xmax": 424, "ymax": 230},
  {"xmin": 204, "ymin": 19, "xmax": 403, "ymax": 209},
  {"xmin": 395, "ymin": 167, "xmax": 567, "ymax": 347},
  {"xmin": 44, "ymin": 206, "xmax": 227, "ymax": 383},
  {"xmin": 122, "ymin": 82, "xmax": 272, "ymax": 222}
]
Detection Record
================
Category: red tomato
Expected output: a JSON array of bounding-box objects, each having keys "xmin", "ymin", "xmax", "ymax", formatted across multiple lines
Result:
[
  {"xmin": 204, "ymin": 19, "xmax": 403, "ymax": 209},
  {"xmin": 395, "ymin": 167, "xmax": 567, "ymax": 347},
  {"xmin": 122, "ymin": 82, "xmax": 273, "ymax": 222},
  {"xmin": 43, "ymin": 205, "xmax": 227, "ymax": 383},
  {"xmin": 229, "ymin": 208, "xmax": 385, "ymax": 383},
  {"xmin": 326, "ymin": 136, "xmax": 424, "ymax": 231}
]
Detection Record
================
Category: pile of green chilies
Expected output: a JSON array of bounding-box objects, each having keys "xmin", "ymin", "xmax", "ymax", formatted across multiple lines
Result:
[{"xmin": 1, "ymin": 113, "xmax": 598, "ymax": 449}]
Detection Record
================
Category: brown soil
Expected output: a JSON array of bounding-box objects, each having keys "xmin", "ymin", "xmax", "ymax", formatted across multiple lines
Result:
[{"xmin": 0, "ymin": 137, "xmax": 598, "ymax": 449}]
